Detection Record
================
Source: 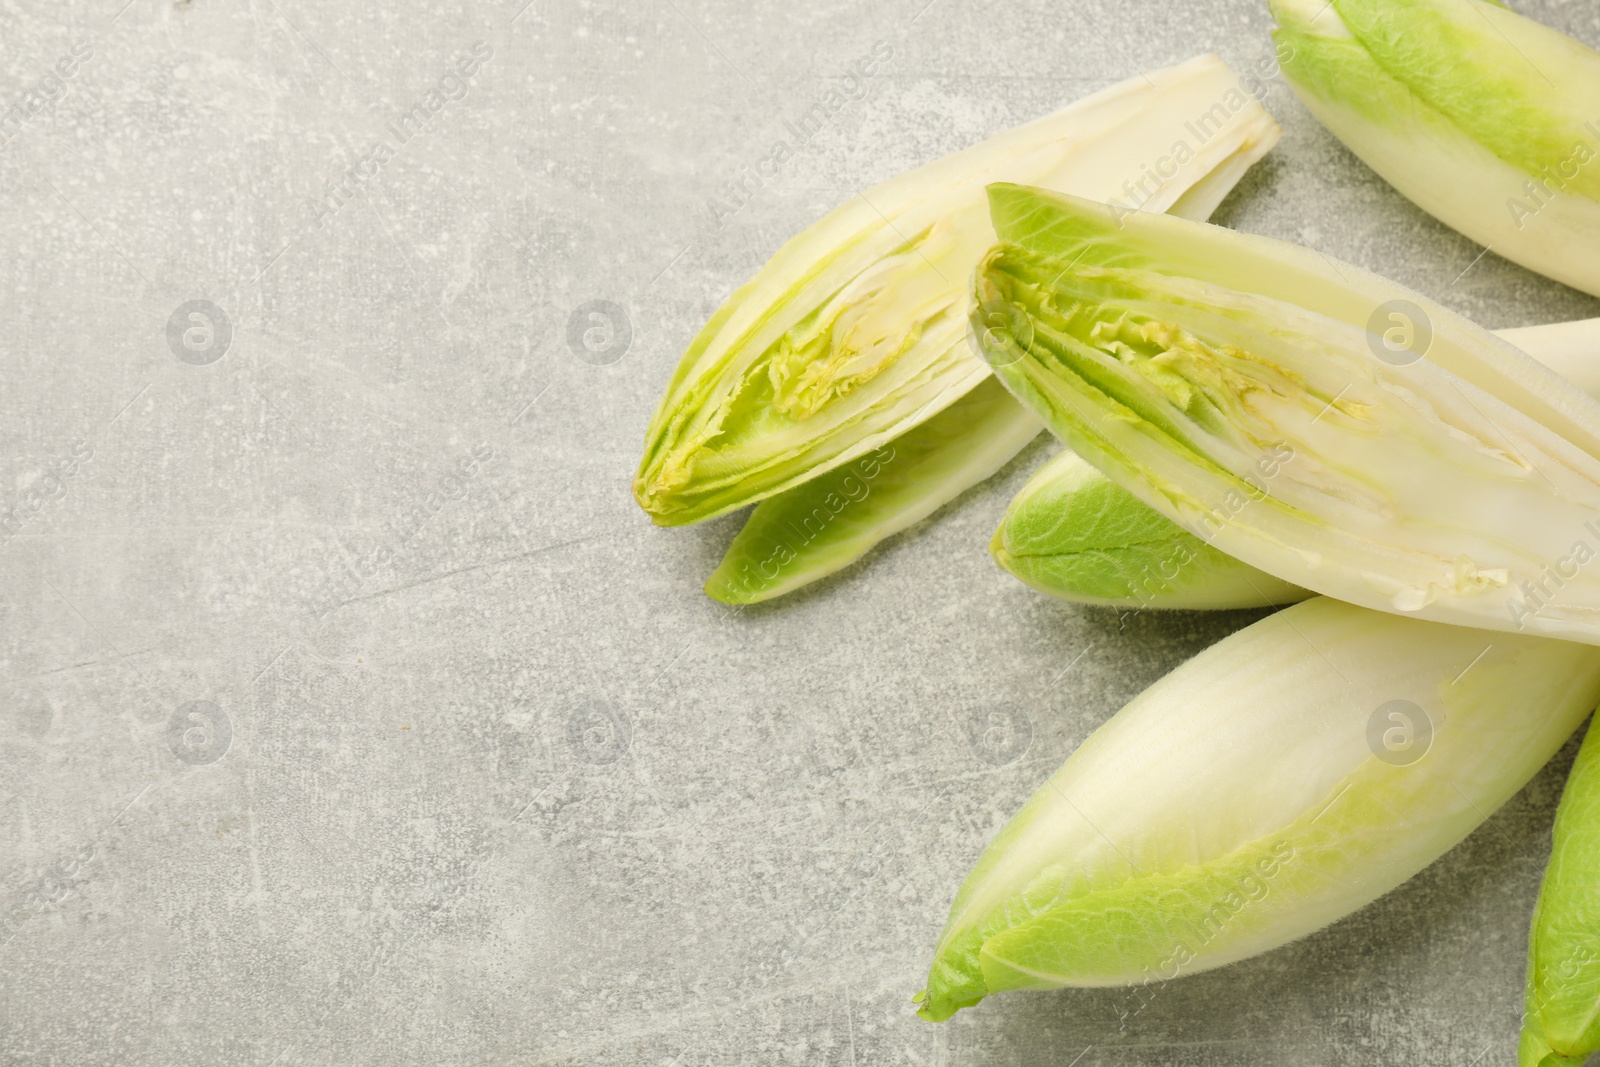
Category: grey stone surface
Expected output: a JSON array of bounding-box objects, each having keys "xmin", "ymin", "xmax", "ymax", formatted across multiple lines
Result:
[{"xmin": 3, "ymin": 0, "xmax": 1599, "ymax": 1064}]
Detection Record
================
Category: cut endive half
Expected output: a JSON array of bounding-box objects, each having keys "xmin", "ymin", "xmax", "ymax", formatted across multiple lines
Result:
[
  {"xmin": 635, "ymin": 54, "xmax": 1282, "ymax": 526},
  {"xmin": 917, "ymin": 596, "xmax": 1600, "ymax": 1020},
  {"xmin": 973, "ymin": 183, "xmax": 1600, "ymax": 644},
  {"xmin": 1270, "ymin": 0, "xmax": 1600, "ymax": 298},
  {"xmin": 703, "ymin": 96, "xmax": 1285, "ymax": 605},
  {"xmin": 992, "ymin": 319, "xmax": 1600, "ymax": 611}
]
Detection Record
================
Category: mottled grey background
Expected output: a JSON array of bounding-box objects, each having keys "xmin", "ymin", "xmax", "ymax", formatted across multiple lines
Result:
[{"xmin": 2, "ymin": 0, "xmax": 1599, "ymax": 1064}]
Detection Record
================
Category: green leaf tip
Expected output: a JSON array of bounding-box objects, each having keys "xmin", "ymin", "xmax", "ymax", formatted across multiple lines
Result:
[
  {"xmin": 990, "ymin": 450, "xmax": 1308, "ymax": 610},
  {"xmin": 1519, "ymin": 1023, "xmax": 1589, "ymax": 1067}
]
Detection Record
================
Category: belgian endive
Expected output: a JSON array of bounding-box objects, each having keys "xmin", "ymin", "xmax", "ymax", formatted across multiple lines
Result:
[
  {"xmin": 972, "ymin": 183, "xmax": 1600, "ymax": 644},
  {"xmin": 917, "ymin": 596, "xmax": 1600, "ymax": 1020},
  {"xmin": 1523, "ymin": 715, "xmax": 1600, "ymax": 1067},
  {"xmin": 1269, "ymin": 0, "xmax": 1600, "ymax": 299},
  {"xmin": 992, "ymin": 319, "xmax": 1600, "ymax": 611},
  {"xmin": 634, "ymin": 55, "xmax": 1281, "ymax": 526}
]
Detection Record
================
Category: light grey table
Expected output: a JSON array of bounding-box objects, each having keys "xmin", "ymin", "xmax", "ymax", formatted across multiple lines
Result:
[{"xmin": 4, "ymin": 1, "xmax": 1599, "ymax": 1064}]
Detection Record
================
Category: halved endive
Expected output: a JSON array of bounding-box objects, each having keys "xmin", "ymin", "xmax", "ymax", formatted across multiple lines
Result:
[
  {"xmin": 1269, "ymin": 0, "xmax": 1600, "ymax": 298},
  {"xmin": 917, "ymin": 596, "xmax": 1600, "ymax": 1020},
  {"xmin": 972, "ymin": 183, "xmax": 1600, "ymax": 644},
  {"xmin": 991, "ymin": 319, "xmax": 1600, "ymax": 611},
  {"xmin": 634, "ymin": 55, "xmax": 1282, "ymax": 526}
]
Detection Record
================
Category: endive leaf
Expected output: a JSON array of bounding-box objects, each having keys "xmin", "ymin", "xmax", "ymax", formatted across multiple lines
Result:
[{"xmin": 704, "ymin": 378, "xmax": 1040, "ymax": 604}]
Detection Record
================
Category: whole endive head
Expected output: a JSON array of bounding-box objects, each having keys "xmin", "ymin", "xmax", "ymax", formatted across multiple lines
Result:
[
  {"xmin": 1269, "ymin": 0, "xmax": 1600, "ymax": 298},
  {"xmin": 918, "ymin": 597, "xmax": 1600, "ymax": 1021},
  {"xmin": 972, "ymin": 182, "xmax": 1600, "ymax": 644},
  {"xmin": 633, "ymin": 56, "xmax": 1281, "ymax": 526}
]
